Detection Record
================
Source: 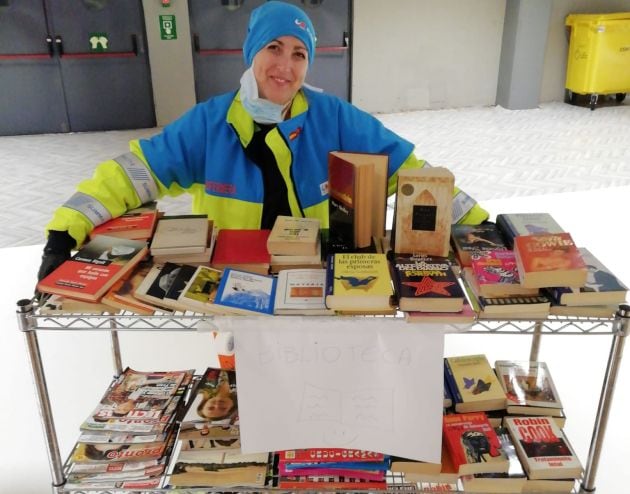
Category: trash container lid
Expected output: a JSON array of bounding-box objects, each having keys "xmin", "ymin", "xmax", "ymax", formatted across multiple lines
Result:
[{"xmin": 566, "ymin": 12, "xmax": 630, "ymax": 26}]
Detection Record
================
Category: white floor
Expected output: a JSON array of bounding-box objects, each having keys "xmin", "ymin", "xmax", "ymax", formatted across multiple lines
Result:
[{"xmin": 2, "ymin": 102, "xmax": 629, "ymax": 493}]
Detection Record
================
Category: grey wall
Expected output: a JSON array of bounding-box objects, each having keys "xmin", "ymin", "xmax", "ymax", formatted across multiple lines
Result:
[{"xmin": 144, "ymin": 0, "xmax": 630, "ymax": 122}]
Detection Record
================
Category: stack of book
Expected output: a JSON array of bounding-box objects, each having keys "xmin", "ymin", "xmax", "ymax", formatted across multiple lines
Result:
[
  {"xmin": 150, "ymin": 215, "xmax": 216, "ymax": 266},
  {"xmin": 64, "ymin": 368, "xmax": 193, "ymax": 490},
  {"xmin": 90, "ymin": 203, "xmax": 161, "ymax": 242},
  {"xmin": 275, "ymin": 448, "xmax": 389, "ymax": 490},
  {"xmin": 267, "ymin": 216, "xmax": 323, "ymax": 272},
  {"xmin": 211, "ymin": 229, "xmax": 272, "ymax": 275}
]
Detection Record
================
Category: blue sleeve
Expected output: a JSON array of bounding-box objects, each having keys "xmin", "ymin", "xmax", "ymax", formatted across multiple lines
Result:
[
  {"xmin": 337, "ymin": 100, "xmax": 415, "ymax": 177},
  {"xmin": 139, "ymin": 103, "xmax": 209, "ymax": 189}
]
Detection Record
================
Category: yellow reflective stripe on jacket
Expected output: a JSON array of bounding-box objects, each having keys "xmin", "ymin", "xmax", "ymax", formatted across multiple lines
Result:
[
  {"xmin": 46, "ymin": 147, "xmax": 159, "ymax": 246},
  {"xmin": 189, "ymin": 183, "xmax": 263, "ymax": 230},
  {"xmin": 303, "ymin": 200, "xmax": 329, "ymax": 229}
]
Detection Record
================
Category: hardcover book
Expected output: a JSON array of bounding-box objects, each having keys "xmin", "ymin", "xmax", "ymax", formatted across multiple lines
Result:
[
  {"xmin": 37, "ymin": 235, "xmax": 148, "ymax": 302},
  {"xmin": 267, "ymin": 215, "xmax": 320, "ymax": 256},
  {"xmin": 90, "ymin": 202, "xmax": 159, "ymax": 241},
  {"xmin": 495, "ymin": 212, "xmax": 565, "ymax": 249},
  {"xmin": 514, "ymin": 233, "xmax": 587, "ymax": 288},
  {"xmin": 211, "ymin": 229, "xmax": 271, "ymax": 275},
  {"xmin": 442, "ymin": 412, "xmax": 510, "ymax": 475},
  {"xmin": 450, "ymin": 223, "xmax": 508, "ymax": 267},
  {"xmin": 213, "ymin": 268, "xmax": 276, "ymax": 316},
  {"xmin": 495, "ymin": 361, "xmax": 563, "ymax": 416},
  {"xmin": 390, "ymin": 253, "xmax": 465, "ymax": 312},
  {"xmin": 273, "ymin": 268, "xmax": 334, "ymax": 315},
  {"xmin": 327, "ymin": 151, "xmax": 388, "ymax": 250},
  {"xmin": 545, "ymin": 247, "xmax": 627, "ymax": 306},
  {"xmin": 324, "ymin": 253, "xmax": 394, "ymax": 312},
  {"xmin": 444, "ymin": 354, "xmax": 507, "ymax": 413},
  {"xmin": 392, "ymin": 166, "xmax": 454, "ymax": 257},
  {"xmin": 504, "ymin": 416, "xmax": 583, "ymax": 480},
  {"xmin": 149, "ymin": 215, "xmax": 209, "ymax": 255}
]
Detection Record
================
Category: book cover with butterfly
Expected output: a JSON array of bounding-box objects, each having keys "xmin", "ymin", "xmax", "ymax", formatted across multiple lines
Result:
[{"xmin": 444, "ymin": 354, "xmax": 507, "ymax": 413}]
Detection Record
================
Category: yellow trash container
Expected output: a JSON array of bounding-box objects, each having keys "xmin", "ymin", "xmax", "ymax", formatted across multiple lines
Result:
[{"xmin": 565, "ymin": 12, "xmax": 630, "ymax": 108}]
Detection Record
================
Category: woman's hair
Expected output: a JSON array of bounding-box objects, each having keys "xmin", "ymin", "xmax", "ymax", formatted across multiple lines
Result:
[{"xmin": 196, "ymin": 391, "xmax": 238, "ymax": 421}]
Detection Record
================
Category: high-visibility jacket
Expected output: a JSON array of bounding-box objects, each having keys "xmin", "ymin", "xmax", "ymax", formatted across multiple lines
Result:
[{"xmin": 47, "ymin": 88, "xmax": 487, "ymax": 246}]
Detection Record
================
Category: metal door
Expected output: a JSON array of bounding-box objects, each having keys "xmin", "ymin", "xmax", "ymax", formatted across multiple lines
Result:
[
  {"xmin": 0, "ymin": 0, "xmax": 69, "ymax": 135},
  {"xmin": 0, "ymin": 0, "xmax": 154, "ymax": 136},
  {"xmin": 47, "ymin": 0, "xmax": 155, "ymax": 132},
  {"xmin": 189, "ymin": 0, "xmax": 351, "ymax": 103}
]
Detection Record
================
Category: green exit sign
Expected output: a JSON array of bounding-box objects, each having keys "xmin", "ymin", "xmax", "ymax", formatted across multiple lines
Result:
[{"xmin": 159, "ymin": 15, "xmax": 177, "ymax": 40}]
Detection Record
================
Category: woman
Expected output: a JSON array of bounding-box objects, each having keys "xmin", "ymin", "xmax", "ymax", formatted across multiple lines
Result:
[{"xmin": 37, "ymin": 1, "xmax": 487, "ymax": 281}]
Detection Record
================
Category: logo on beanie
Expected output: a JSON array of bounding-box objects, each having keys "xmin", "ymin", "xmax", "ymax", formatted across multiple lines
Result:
[{"xmin": 294, "ymin": 19, "xmax": 307, "ymax": 30}]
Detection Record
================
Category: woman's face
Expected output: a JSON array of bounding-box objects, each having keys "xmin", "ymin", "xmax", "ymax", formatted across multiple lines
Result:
[
  {"xmin": 200, "ymin": 395, "xmax": 234, "ymax": 419},
  {"xmin": 252, "ymin": 35, "xmax": 308, "ymax": 106}
]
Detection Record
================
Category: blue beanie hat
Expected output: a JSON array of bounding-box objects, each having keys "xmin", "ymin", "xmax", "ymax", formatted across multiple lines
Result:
[{"xmin": 243, "ymin": 1, "xmax": 317, "ymax": 66}]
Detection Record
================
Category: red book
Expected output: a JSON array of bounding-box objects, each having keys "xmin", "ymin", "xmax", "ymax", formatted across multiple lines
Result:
[
  {"xmin": 37, "ymin": 235, "xmax": 148, "ymax": 302},
  {"xmin": 90, "ymin": 203, "xmax": 159, "ymax": 241},
  {"xmin": 442, "ymin": 412, "xmax": 509, "ymax": 475},
  {"xmin": 211, "ymin": 229, "xmax": 271, "ymax": 275},
  {"xmin": 278, "ymin": 475, "xmax": 387, "ymax": 490},
  {"xmin": 278, "ymin": 448, "xmax": 385, "ymax": 463},
  {"xmin": 513, "ymin": 233, "xmax": 587, "ymax": 288}
]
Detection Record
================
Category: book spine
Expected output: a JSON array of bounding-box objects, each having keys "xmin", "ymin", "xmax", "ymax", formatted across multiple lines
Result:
[
  {"xmin": 443, "ymin": 358, "xmax": 462, "ymax": 406},
  {"xmin": 324, "ymin": 254, "xmax": 335, "ymax": 307},
  {"xmin": 495, "ymin": 215, "xmax": 516, "ymax": 249}
]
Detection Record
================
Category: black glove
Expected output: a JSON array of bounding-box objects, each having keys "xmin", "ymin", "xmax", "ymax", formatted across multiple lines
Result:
[{"xmin": 35, "ymin": 231, "xmax": 76, "ymax": 300}]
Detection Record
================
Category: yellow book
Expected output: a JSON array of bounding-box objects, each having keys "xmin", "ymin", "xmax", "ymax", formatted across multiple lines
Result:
[
  {"xmin": 324, "ymin": 253, "xmax": 394, "ymax": 312},
  {"xmin": 444, "ymin": 354, "xmax": 507, "ymax": 413}
]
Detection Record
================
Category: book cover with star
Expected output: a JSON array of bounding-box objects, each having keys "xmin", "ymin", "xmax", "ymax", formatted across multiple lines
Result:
[
  {"xmin": 391, "ymin": 254, "xmax": 465, "ymax": 312},
  {"xmin": 444, "ymin": 354, "xmax": 507, "ymax": 413}
]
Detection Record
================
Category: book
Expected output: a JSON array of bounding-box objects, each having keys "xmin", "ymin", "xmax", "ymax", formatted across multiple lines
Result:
[
  {"xmin": 151, "ymin": 220, "xmax": 217, "ymax": 266},
  {"xmin": 269, "ymin": 240, "xmax": 323, "ymax": 273},
  {"xmin": 514, "ymin": 233, "xmax": 587, "ymax": 288},
  {"xmin": 389, "ymin": 456, "xmax": 441, "ymax": 476},
  {"xmin": 134, "ymin": 262, "xmax": 198, "ymax": 312},
  {"xmin": 442, "ymin": 412, "xmax": 510, "ymax": 475},
  {"xmin": 444, "ymin": 354, "xmax": 507, "ymax": 413},
  {"xmin": 167, "ymin": 450, "xmax": 269, "ymax": 488},
  {"xmin": 90, "ymin": 202, "xmax": 159, "ymax": 241},
  {"xmin": 460, "ymin": 427, "xmax": 527, "ymax": 493},
  {"xmin": 495, "ymin": 361, "xmax": 563, "ymax": 416},
  {"xmin": 149, "ymin": 215, "xmax": 209, "ymax": 255},
  {"xmin": 470, "ymin": 250, "xmax": 540, "ymax": 298},
  {"xmin": 404, "ymin": 299, "xmax": 477, "ymax": 324},
  {"xmin": 495, "ymin": 212, "xmax": 565, "ymax": 249},
  {"xmin": 277, "ymin": 475, "xmax": 386, "ymax": 490},
  {"xmin": 37, "ymin": 235, "xmax": 149, "ymax": 302},
  {"xmin": 390, "ymin": 253, "xmax": 465, "ymax": 312},
  {"xmin": 213, "ymin": 268, "xmax": 276, "ymax": 316},
  {"xmin": 392, "ymin": 166, "xmax": 454, "ymax": 257},
  {"xmin": 545, "ymin": 248, "xmax": 627, "ymax": 306},
  {"xmin": 267, "ymin": 215, "xmax": 320, "ymax": 256},
  {"xmin": 327, "ymin": 151, "xmax": 388, "ymax": 250},
  {"xmin": 101, "ymin": 261, "xmax": 162, "ymax": 315},
  {"xmin": 548, "ymin": 302, "xmax": 617, "ymax": 318},
  {"xmin": 211, "ymin": 229, "xmax": 271, "ymax": 275},
  {"xmin": 525, "ymin": 478, "xmax": 577, "ymax": 493},
  {"xmin": 450, "ymin": 223, "xmax": 508, "ymax": 267},
  {"xmin": 324, "ymin": 253, "xmax": 394, "ymax": 312},
  {"xmin": 273, "ymin": 268, "xmax": 334, "ymax": 315},
  {"xmin": 504, "ymin": 416, "xmax": 583, "ymax": 480},
  {"xmin": 403, "ymin": 444, "xmax": 458, "ymax": 484},
  {"xmin": 462, "ymin": 268, "xmax": 551, "ymax": 319},
  {"xmin": 176, "ymin": 266, "xmax": 226, "ymax": 315},
  {"xmin": 277, "ymin": 449, "xmax": 385, "ymax": 463}
]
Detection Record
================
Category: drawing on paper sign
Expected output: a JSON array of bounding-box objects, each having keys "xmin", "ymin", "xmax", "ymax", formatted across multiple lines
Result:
[{"xmin": 298, "ymin": 382, "xmax": 394, "ymax": 445}]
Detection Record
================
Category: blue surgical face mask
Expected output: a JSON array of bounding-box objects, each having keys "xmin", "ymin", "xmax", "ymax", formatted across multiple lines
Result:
[{"xmin": 239, "ymin": 66, "xmax": 288, "ymax": 124}]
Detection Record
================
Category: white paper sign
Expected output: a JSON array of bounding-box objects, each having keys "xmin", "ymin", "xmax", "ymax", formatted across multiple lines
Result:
[{"xmin": 224, "ymin": 317, "xmax": 444, "ymax": 462}]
